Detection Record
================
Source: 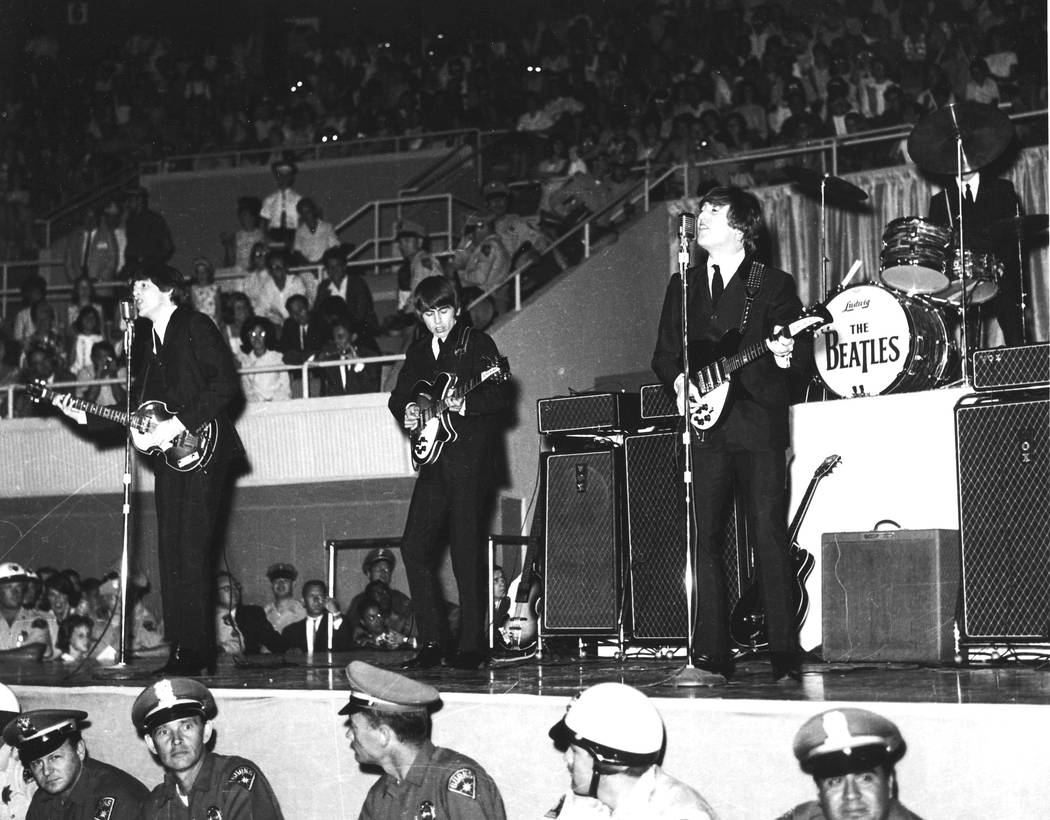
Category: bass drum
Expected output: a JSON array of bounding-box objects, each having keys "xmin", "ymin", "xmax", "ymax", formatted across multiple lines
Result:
[{"xmin": 814, "ymin": 284, "xmax": 955, "ymax": 398}]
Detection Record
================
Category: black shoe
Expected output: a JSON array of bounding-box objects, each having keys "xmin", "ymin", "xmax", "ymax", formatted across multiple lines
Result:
[
  {"xmin": 691, "ymin": 654, "xmax": 736, "ymax": 681},
  {"xmin": 770, "ymin": 650, "xmax": 804, "ymax": 684},
  {"xmin": 152, "ymin": 646, "xmax": 214, "ymax": 677},
  {"xmin": 401, "ymin": 642, "xmax": 443, "ymax": 670},
  {"xmin": 450, "ymin": 650, "xmax": 488, "ymax": 671}
]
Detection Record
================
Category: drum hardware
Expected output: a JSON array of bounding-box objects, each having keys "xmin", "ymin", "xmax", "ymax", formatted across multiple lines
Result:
[
  {"xmin": 979, "ymin": 213, "xmax": 1048, "ymax": 343},
  {"xmin": 879, "ymin": 216, "xmax": 952, "ymax": 294},
  {"xmin": 785, "ymin": 167, "xmax": 869, "ymax": 298}
]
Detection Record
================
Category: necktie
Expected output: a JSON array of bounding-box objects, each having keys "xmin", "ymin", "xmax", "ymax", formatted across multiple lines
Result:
[
  {"xmin": 710, "ymin": 264, "xmax": 723, "ymax": 305},
  {"xmin": 964, "ymin": 183, "xmax": 975, "ymax": 210},
  {"xmin": 280, "ymin": 192, "xmax": 287, "ymax": 229},
  {"xmin": 82, "ymin": 230, "xmax": 93, "ymax": 273}
]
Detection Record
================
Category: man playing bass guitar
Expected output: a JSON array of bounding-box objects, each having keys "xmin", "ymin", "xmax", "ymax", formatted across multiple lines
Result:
[
  {"xmin": 389, "ymin": 276, "xmax": 511, "ymax": 671},
  {"xmin": 651, "ymin": 186, "xmax": 811, "ymax": 685}
]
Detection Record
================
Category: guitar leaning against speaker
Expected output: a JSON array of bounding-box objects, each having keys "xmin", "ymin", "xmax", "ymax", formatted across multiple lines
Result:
[
  {"xmin": 493, "ymin": 535, "xmax": 543, "ymax": 659},
  {"xmin": 729, "ymin": 454, "xmax": 841, "ymax": 650},
  {"xmin": 24, "ymin": 380, "xmax": 218, "ymax": 473}
]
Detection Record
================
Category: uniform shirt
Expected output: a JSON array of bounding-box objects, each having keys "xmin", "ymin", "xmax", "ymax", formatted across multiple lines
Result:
[
  {"xmin": 606, "ymin": 766, "xmax": 717, "ymax": 820},
  {"xmin": 27, "ymin": 757, "xmax": 148, "ymax": 820},
  {"xmin": 264, "ymin": 599, "xmax": 306, "ymax": 633},
  {"xmin": 359, "ymin": 741, "xmax": 506, "ymax": 820},
  {"xmin": 777, "ymin": 798, "xmax": 924, "ymax": 820},
  {"xmin": 260, "ymin": 190, "xmax": 302, "ymax": 231},
  {"xmin": 145, "ymin": 752, "xmax": 284, "ymax": 820},
  {"xmin": 0, "ymin": 743, "xmax": 35, "ymax": 820},
  {"xmin": 0, "ymin": 609, "xmax": 49, "ymax": 651}
]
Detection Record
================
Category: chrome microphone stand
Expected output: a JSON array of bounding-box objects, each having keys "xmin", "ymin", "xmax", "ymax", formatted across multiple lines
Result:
[{"xmin": 114, "ymin": 303, "xmax": 136, "ymax": 668}]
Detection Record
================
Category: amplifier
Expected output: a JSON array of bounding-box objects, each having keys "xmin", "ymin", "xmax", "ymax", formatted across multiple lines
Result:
[
  {"xmin": 972, "ymin": 343, "xmax": 1049, "ymax": 392},
  {"xmin": 639, "ymin": 383, "xmax": 678, "ymax": 421},
  {"xmin": 537, "ymin": 392, "xmax": 639, "ymax": 434}
]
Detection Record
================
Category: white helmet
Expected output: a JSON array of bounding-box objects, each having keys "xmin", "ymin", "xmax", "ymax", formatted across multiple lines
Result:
[
  {"xmin": 554, "ymin": 683, "xmax": 664, "ymax": 769},
  {"xmin": 0, "ymin": 564, "xmax": 28, "ymax": 584},
  {"xmin": 0, "ymin": 683, "xmax": 20, "ymax": 726}
]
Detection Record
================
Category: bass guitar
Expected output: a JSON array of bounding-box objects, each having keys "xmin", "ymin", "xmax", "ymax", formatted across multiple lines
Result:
[
  {"xmin": 494, "ymin": 535, "xmax": 542, "ymax": 656},
  {"xmin": 729, "ymin": 454, "xmax": 841, "ymax": 650},
  {"xmin": 409, "ymin": 356, "xmax": 509, "ymax": 469},
  {"xmin": 25, "ymin": 380, "xmax": 218, "ymax": 473},
  {"xmin": 689, "ymin": 305, "xmax": 831, "ymax": 433}
]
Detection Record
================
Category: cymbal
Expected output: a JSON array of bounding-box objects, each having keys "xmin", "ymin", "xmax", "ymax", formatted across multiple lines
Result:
[
  {"xmin": 979, "ymin": 213, "xmax": 1049, "ymax": 241},
  {"xmin": 907, "ymin": 102, "xmax": 1013, "ymax": 175},
  {"xmin": 784, "ymin": 167, "xmax": 869, "ymax": 202}
]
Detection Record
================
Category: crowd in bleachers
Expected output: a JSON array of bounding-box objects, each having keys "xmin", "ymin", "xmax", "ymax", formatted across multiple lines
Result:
[{"xmin": 1, "ymin": 0, "xmax": 1045, "ymax": 261}]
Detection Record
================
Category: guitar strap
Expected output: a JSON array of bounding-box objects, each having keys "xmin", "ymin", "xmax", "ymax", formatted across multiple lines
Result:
[{"xmin": 737, "ymin": 260, "xmax": 766, "ymax": 334}]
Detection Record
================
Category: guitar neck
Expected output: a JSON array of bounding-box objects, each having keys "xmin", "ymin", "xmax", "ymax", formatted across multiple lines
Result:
[
  {"xmin": 51, "ymin": 391, "xmax": 134, "ymax": 428},
  {"xmin": 432, "ymin": 370, "xmax": 490, "ymax": 417},
  {"xmin": 788, "ymin": 475, "xmax": 824, "ymax": 544},
  {"xmin": 722, "ymin": 339, "xmax": 771, "ymax": 377}
]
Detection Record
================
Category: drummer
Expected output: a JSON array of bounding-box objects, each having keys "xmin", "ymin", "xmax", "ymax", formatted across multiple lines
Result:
[{"xmin": 927, "ymin": 168, "xmax": 1024, "ymax": 347}]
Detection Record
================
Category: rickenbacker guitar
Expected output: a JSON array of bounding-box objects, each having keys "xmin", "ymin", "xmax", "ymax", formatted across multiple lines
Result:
[
  {"xmin": 494, "ymin": 535, "xmax": 542, "ymax": 656},
  {"xmin": 729, "ymin": 454, "xmax": 842, "ymax": 650},
  {"xmin": 409, "ymin": 356, "xmax": 510, "ymax": 470},
  {"xmin": 25, "ymin": 380, "xmax": 218, "ymax": 473},
  {"xmin": 689, "ymin": 305, "xmax": 831, "ymax": 433}
]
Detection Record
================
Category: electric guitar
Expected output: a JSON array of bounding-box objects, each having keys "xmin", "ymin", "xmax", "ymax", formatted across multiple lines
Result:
[
  {"xmin": 729, "ymin": 454, "xmax": 842, "ymax": 650},
  {"xmin": 25, "ymin": 380, "xmax": 218, "ymax": 473},
  {"xmin": 689, "ymin": 305, "xmax": 831, "ymax": 433},
  {"xmin": 409, "ymin": 356, "xmax": 510, "ymax": 470},
  {"xmin": 494, "ymin": 536, "xmax": 542, "ymax": 656}
]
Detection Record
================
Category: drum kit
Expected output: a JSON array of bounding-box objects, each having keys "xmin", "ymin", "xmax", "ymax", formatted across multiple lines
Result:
[{"xmin": 796, "ymin": 103, "xmax": 1048, "ymax": 399}]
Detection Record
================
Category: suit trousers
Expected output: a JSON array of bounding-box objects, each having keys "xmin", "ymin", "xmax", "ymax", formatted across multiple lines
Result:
[
  {"xmin": 692, "ymin": 446, "xmax": 796, "ymax": 661},
  {"xmin": 153, "ymin": 457, "xmax": 231, "ymax": 656}
]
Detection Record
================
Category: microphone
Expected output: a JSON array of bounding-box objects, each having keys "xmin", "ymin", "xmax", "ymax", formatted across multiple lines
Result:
[
  {"xmin": 120, "ymin": 300, "xmax": 135, "ymax": 322},
  {"xmin": 679, "ymin": 213, "xmax": 697, "ymax": 242}
]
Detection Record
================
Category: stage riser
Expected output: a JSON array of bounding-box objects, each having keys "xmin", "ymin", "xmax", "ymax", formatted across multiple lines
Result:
[{"xmin": 10, "ymin": 685, "xmax": 1046, "ymax": 820}]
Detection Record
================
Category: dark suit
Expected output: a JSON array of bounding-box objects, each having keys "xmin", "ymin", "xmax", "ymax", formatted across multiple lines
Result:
[
  {"xmin": 317, "ymin": 338, "xmax": 382, "ymax": 396},
  {"xmin": 132, "ymin": 306, "xmax": 243, "ymax": 659},
  {"xmin": 279, "ymin": 316, "xmax": 328, "ymax": 365},
  {"xmin": 928, "ymin": 176, "xmax": 1023, "ymax": 346},
  {"xmin": 652, "ymin": 254, "xmax": 806, "ymax": 663},
  {"xmin": 228, "ymin": 604, "xmax": 285, "ymax": 654},
  {"xmin": 314, "ymin": 275, "xmax": 380, "ymax": 338},
  {"xmin": 280, "ymin": 613, "xmax": 352, "ymax": 652},
  {"xmin": 388, "ymin": 320, "xmax": 510, "ymax": 653}
]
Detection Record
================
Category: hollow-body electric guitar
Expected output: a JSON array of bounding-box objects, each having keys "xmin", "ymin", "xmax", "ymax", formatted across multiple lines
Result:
[
  {"xmin": 689, "ymin": 306, "xmax": 831, "ymax": 433},
  {"xmin": 409, "ymin": 356, "xmax": 509, "ymax": 469},
  {"xmin": 26, "ymin": 380, "xmax": 218, "ymax": 473}
]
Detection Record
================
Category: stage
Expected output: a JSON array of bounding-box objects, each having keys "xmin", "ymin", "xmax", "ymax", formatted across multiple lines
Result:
[{"xmin": 5, "ymin": 650, "xmax": 1049, "ymax": 819}]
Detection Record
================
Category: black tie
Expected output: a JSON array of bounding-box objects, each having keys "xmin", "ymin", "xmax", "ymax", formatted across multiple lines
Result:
[
  {"xmin": 710, "ymin": 264, "xmax": 723, "ymax": 305},
  {"xmin": 964, "ymin": 183, "xmax": 975, "ymax": 210}
]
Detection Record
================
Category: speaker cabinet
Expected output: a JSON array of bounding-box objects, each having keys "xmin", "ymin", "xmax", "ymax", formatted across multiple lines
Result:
[
  {"xmin": 623, "ymin": 432, "xmax": 750, "ymax": 642},
  {"xmin": 822, "ymin": 529, "xmax": 960, "ymax": 662},
  {"xmin": 543, "ymin": 449, "xmax": 623, "ymax": 634},
  {"xmin": 956, "ymin": 395, "xmax": 1050, "ymax": 641}
]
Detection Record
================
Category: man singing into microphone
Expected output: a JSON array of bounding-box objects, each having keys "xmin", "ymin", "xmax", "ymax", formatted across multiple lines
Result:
[
  {"xmin": 652, "ymin": 186, "xmax": 809, "ymax": 685},
  {"xmin": 56, "ymin": 266, "xmax": 244, "ymax": 674}
]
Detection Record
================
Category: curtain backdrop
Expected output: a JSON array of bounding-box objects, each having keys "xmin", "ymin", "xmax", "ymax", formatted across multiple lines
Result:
[{"xmin": 671, "ymin": 146, "xmax": 1048, "ymax": 345}]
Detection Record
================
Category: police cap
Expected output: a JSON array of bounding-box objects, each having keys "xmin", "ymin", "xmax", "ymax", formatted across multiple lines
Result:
[
  {"xmin": 271, "ymin": 159, "xmax": 297, "ymax": 177},
  {"xmin": 266, "ymin": 563, "xmax": 298, "ymax": 582},
  {"xmin": 2, "ymin": 709, "xmax": 87, "ymax": 762},
  {"xmin": 362, "ymin": 548, "xmax": 396, "ymax": 573},
  {"xmin": 482, "ymin": 181, "xmax": 510, "ymax": 199},
  {"xmin": 793, "ymin": 708, "xmax": 905, "ymax": 778},
  {"xmin": 395, "ymin": 219, "xmax": 426, "ymax": 239},
  {"xmin": 338, "ymin": 661, "xmax": 440, "ymax": 716},
  {"xmin": 0, "ymin": 683, "xmax": 19, "ymax": 728},
  {"xmin": 132, "ymin": 678, "xmax": 217, "ymax": 734}
]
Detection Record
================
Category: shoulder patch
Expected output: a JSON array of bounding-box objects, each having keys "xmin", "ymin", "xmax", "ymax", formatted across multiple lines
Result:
[
  {"xmin": 229, "ymin": 766, "xmax": 256, "ymax": 791},
  {"xmin": 447, "ymin": 767, "xmax": 476, "ymax": 799},
  {"xmin": 206, "ymin": 807, "xmax": 223, "ymax": 820},
  {"xmin": 93, "ymin": 796, "xmax": 115, "ymax": 820}
]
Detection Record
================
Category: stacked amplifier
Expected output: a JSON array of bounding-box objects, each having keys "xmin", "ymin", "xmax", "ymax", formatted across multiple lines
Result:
[
  {"xmin": 956, "ymin": 343, "xmax": 1050, "ymax": 645},
  {"xmin": 536, "ymin": 389, "xmax": 752, "ymax": 643}
]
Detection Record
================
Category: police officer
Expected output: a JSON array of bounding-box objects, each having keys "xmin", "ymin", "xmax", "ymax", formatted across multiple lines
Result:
[
  {"xmin": 0, "ymin": 684, "xmax": 35, "ymax": 820},
  {"xmin": 131, "ymin": 678, "xmax": 285, "ymax": 820},
  {"xmin": 3, "ymin": 709, "xmax": 148, "ymax": 820},
  {"xmin": 340, "ymin": 661, "xmax": 507, "ymax": 820},
  {"xmin": 547, "ymin": 682, "xmax": 718, "ymax": 820},
  {"xmin": 778, "ymin": 708, "xmax": 924, "ymax": 820}
]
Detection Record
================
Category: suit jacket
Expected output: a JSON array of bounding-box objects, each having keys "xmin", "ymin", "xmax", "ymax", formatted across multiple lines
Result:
[
  {"xmin": 928, "ymin": 176, "xmax": 1019, "ymax": 254},
  {"xmin": 314, "ymin": 275, "xmax": 380, "ymax": 338},
  {"xmin": 652, "ymin": 253, "xmax": 806, "ymax": 451},
  {"xmin": 66, "ymin": 226, "xmax": 119, "ymax": 281},
  {"xmin": 281, "ymin": 612, "xmax": 352, "ymax": 652},
  {"xmin": 279, "ymin": 317, "xmax": 328, "ymax": 365},
  {"xmin": 231, "ymin": 604, "xmax": 285, "ymax": 654}
]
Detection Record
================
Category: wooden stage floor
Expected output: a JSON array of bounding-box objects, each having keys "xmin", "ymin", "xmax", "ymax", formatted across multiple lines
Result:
[{"xmin": 3, "ymin": 647, "xmax": 1048, "ymax": 705}]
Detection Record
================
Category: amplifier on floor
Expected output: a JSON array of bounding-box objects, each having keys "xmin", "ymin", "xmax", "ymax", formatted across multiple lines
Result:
[
  {"xmin": 972, "ymin": 343, "xmax": 1050, "ymax": 392},
  {"xmin": 822, "ymin": 529, "xmax": 960, "ymax": 663},
  {"xmin": 537, "ymin": 392, "xmax": 639, "ymax": 434},
  {"xmin": 639, "ymin": 383, "xmax": 678, "ymax": 423}
]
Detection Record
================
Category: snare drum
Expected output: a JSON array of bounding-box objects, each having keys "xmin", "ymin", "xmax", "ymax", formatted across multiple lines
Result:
[
  {"xmin": 932, "ymin": 250, "xmax": 1003, "ymax": 306},
  {"xmin": 879, "ymin": 217, "xmax": 952, "ymax": 294},
  {"xmin": 814, "ymin": 284, "xmax": 954, "ymax": 398}
]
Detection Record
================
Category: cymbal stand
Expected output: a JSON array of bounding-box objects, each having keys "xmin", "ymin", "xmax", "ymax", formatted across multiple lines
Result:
[
  {"xmin": 819, "ymin": 176, "xmax": 830, "ymax": 297},
  {"xmin": 1014, "ymin": 200, "xmax": 1028, "ymax": 343},
  {"xmin": 953, "ymin": 130, "xmax": 973, "ymax": 387}
]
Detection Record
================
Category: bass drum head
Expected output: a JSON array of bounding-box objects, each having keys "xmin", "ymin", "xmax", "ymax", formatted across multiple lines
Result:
[{"xmin": 814, "ymin": 284, "xmax": 951, "ymax": 398}]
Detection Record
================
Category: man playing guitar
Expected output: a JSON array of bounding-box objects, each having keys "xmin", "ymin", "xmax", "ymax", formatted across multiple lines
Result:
[
  {"xmin": 652, "ymin": 186, "xmax": 810, "ymax": 685},
  {"xmin": 389, "ymin": 275, "xmax": 511, "ymax": 671}
]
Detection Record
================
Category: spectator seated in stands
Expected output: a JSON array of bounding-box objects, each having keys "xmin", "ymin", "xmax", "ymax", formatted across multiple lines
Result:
[
  {"xmin": 42, "ymin": 572, "xmax": 80, "ymax": 659},
  {"xmin": 0, "ymin": 563, "xmax": 48, "ymax": 660},
  {"xmin": 190, "ymin": 257, "xmax": 222, "ymax": 327},
  {"xmin": 238, "ymin": 316, "xmax": 291, "ymax": 403},
  {"xmin": 292, "ymin": 197, "xmax": 339, "ymax": 265},
  {"xmin": 64, "ymin": 275, "xmax": 108, "ymax": 342},
  {"xmin": 315, "ymin": 245, "xmax": 380, "ymax": 340},
  {"xmin": 243, "ymin": 248, "xmax": 308, "ymax": 327},
  {"xmin": 316, "ymin": 315, "xmax": 381, "ymax": 396},
  {"xmin": 263, "ymin": 563, "xmax": 306, "ymax": 633},
  {"xmin": 483, "ymin": 180, "xmax": 559, "ymax": 275},
  {"xmin": 965, "ymin": 58, "xmax": 1000, "ymax": 107},
  {"xmin": 122, "ymin": 186, "xmax": 174, "ymax": 272},
  {"xmin": 450, "ymin": 212, "xmax": 512, "ymax": 328},
  {"xmin": 280, "ymin": 293, "xmax": 326, "ymax": 365},
  {"xmin": 21, "ymin": 302, "xmax": 66, "ymax": 367},
  {"xmin": 15, "ymin": 343, "xmax": 75, "ymax": 418},
  {"xmin": 352, "ymin": 585, "xmax": 412, "ymax": 650},
  {"xmin": 0, "ymin": 333, "xmax": 17, "ymax": 417},
  {"xmin": 12, "ymin": 274, "xmax": 51, "ymax": 351},
  {"xmin": 76, "ymin": 578, "xmax": 101, "ymax": 619},
  {"xmin": 259, "ymin": 159, "xmax": 302, "ymax": 249},
  {"xmin": 344, "ymin": 548, "xmax": 415, "ymax": 641},
  {"xmin": 214, "ymin": 571, "xmax": 284, "ymax": 656},
  {"xmin": 280, "ymin": 579, "xmax": 352, "ymax": 653},
  {"xmin": 55, "ymin": 613, "xmax": 94, "ymax": 664},
  {"xmin": 92, "ymin": 573, "xmax": 168, "ymax": 663},
  {"xmin": 220, "ymin": 196, "xmax": 265, "ymax": 272},
  {"xmin": 68, "ymin": 306, "xmax": 105, "ymax": 382},
  {"xmin": 220, "ymin": 291, "xmax": 254, "ymax": 354}
]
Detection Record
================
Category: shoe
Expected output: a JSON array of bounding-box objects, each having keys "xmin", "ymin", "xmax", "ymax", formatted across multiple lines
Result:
[
  {"xmin": 691, "ymin": 654, "xmax": 736, "ymax": 681},
  {"xmin": 401, "ymin": 642, "xmax": 444, "ymax": 670},
  {"xmin": 152, "ymin": 646, "xmax": 214, "ymax": 677},
  {"xmin": 450, "ymin": 650, "xmax": 488, "ymax": 671},
  {"xmin": 770, "ymin": 650, "xmax": 804, "ymax": 684}
]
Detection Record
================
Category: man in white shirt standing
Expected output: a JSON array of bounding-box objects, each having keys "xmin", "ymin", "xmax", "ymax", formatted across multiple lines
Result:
[{"xmin": 259, "ymin": 159, "xmax": 302, "ymax": 249}]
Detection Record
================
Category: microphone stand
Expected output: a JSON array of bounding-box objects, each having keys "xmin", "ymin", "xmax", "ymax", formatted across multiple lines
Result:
[{"xmin": 670, "ymin": 214, "xmax": 709, "ymax": 687}]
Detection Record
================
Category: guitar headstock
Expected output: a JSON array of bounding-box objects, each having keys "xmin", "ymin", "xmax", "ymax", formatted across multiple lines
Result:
[
  {"xmin": 814, "ymin": 454, "xmax": 842, "ymax": 478},
  {"xmin": 24, "ymin": 379, "xmax": 51, "ymax": 404},
  {"xmin": 481, "ymin": 356, "xmax": 511, "ymax": 384}
]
